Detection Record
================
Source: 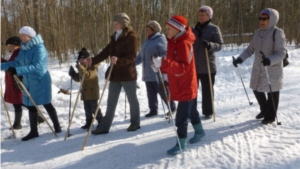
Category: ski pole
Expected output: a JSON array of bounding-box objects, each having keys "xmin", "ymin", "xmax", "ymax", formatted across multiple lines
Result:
[
  {"xmin": 260, "ymin": 51, "xmax": 282, "ymax": 125},
  {"xmin": 124, "ymin": 93, "xmax": 127, "ymax": 119},
  {"xmin": 205, "ymin": 48, "xmax": 216, "ymax": 121},
  {"xmin": 232, "ymin": 56, "xmax": 253, "ymax": 106},
  {"xmin": 13, "ymin": 75, "xmax": 57, "ymax": 137},
  {"xmin": 64, "ymin": 65, "xmax": 87, "ymax": 140},
  {"xmin": 68, "ymin": 77, "xmax": 73, "ymax": 137},
  {"xmin": 155, "ymin": 73, "xmax": 167, "ymax": 119},
  {"xmin": 82, "ymin": 63, "xmax": 114, "ymax": 150},
  {"xmin": 0, "ymin": 84, "xmax": 16, "ymax": 139},
  {"xmin": 152, "ymin": 55, "xmax": 182, "ymax": 154}
]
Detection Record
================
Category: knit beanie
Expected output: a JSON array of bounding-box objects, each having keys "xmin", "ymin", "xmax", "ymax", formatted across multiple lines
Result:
[
  {"xmin": 77, "ymin": 48, "xmax": 90, "ymax": 61},
  {"xmin": 260, "ymin": 8, "xmax": 271, "ymax": 17},
  {"xmin": 198, "ymin": 6, "xmax": 214, "ymax": 19},
  {"xmin": 19, "ymin": 26, "xmax": 36, "ymax": 37},
  {"xmin": 166, "ymin": 15, "xmax": 187, "ymax": 32},
  {"xmin": 114, "ymin": 13, "xmax": 130, "ymax": 27},
  {"xmin": 5, "ymin": 36, "xmax": 21, "ymax": 46},
  {"xmin": 147, "ymin": 20, "xmax": 162, "ymax": 32}
]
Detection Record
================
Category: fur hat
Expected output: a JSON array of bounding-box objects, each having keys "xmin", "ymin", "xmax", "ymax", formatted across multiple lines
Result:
[
  {"xmin": 19, "ymin": 26, "xmax": 36, "ymax": 37},
  {"xmin": 114, "ymin": 13, "xmax": 130, "ymax": 27},
  {"xmin": 198, "ymin": 6, "xmax": 214, "ymax": 19},
  {"xmin": 166, "ymin": 15, "xmax": 187, "ymax": 32},
  {"xmin": 77, "ymin": 48, "xmax": 90, "ymax": 61},
  {"xmin": 5, "ymin": 36, "xmax": 21, "ymax": 46},
  {"xmin": 147, "ymin": 20, "xmax": 162, "ymax": 32}
]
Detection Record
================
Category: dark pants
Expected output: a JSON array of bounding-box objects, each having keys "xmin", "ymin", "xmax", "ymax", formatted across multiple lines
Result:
[
  {"xmin": 26, "ymin": 103, "xmax": 56, "ymax": 112},
  {"xmin": 197, "ymin": 73, "xmax": 216, "ymax": 116},
  {"xmin": 83, "ymin": 100, "xmax": 102, "ymax": 122},
  {"xmin": 145, "ymin": 81, "xmax": 176, "ymax": 113},
  {"xmin": 175, "ymin": 99, "xmax": 201, "ymax": 138},
  {"xmin": 13, "ymin": 104, "xmax": 22, "ymax": 112},
  {"xmin": 253, "ymin": 90, "xmax": 280, "ymax": 120}
]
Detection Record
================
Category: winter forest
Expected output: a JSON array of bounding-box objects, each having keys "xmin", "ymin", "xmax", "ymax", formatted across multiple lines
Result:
[
  {"xmin": 1, "ymin": 0, "xmax": 300, "ymax": 169},
  {"xmin": 1, "ymin": 0, "xmax": 300, "ymax": 63}
]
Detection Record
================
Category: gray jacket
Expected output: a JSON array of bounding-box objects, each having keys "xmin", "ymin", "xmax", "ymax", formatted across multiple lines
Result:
[
  {"xmin": 193, "ymin": 22, "xmax": 223, "ymax": 74},
  {"xmin": 136, "ymin": 32, "xmax": 167, "ymax": 81},
  {"xmin": 238, "ymin": 8, "xmax": 286, "ymax": 92}
]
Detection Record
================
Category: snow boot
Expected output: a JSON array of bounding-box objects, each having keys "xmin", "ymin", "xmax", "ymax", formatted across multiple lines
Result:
[
  {"xmin": 22, "ymin": 112, "xmax": 39, "ymax": 141},
  {"xmin": 10, "ymin": 111, "xmax": 22, "ymax": 130},
  {"xmin": 81, "ymin": 118, "xmax": 92, "ymax": 130},
  {"xmin": 167, "ymin": 138, "xmax": 187, "ymax": 156},
  {"xmin": 255, "ymin": 112, "xmax": 265, "ymax": 119},
  {"xmin": 48, "ymin": 109, "xmax": 62, "ymax": 133},
  {"xmin": 145, "ymin": 111, "xmax": 158, "ymax": 117},
  {"xmin": 189, "ymin": 122, "xmax": 205, "ymax": 144}
]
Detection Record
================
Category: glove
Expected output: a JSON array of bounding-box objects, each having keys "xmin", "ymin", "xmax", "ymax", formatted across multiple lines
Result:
[
  {"xmin": 7, "ymin": 67, "xmax": 17, "ymax": 75},
  {"xmin": 152, "ymin": 56, "xmax": 162, "ymax": 68},
  {"xmin": 68, "ymin": 66, "xmax": 76, "ymax": 77},
  {"xmin": 203, "ymin": 40, "xmax": 211, "ymax": 49},
  {"xmin": 232, "ymin": 57, "xmax": 243, "ymax": 67},
  {"xmin": 261, "ymin": 57, "xmax": 270, "ymax": 66},
  {"xmin": 151, "ymin": 64, "xmax": 158, "ymax": 73}
]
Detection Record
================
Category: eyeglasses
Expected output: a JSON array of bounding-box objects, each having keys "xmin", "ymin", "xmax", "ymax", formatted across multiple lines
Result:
[{"xmin": 259, "ymin": 17, "xmax": 269, "ymax": 21}]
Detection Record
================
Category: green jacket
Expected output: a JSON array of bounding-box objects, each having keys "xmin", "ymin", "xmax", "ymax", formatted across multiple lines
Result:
[{"xmin": 71, "ymin": 64, "xmax": 100, "ymax": 100}]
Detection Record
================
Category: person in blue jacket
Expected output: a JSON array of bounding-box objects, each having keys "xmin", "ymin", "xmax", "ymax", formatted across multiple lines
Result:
[
  {"xmin": 135, "ymin": 20, "xmax": 176, "ymax": 117},
  {"xmin": 1, "ymin": 26, "xmax": 61, "ymax": 141}
]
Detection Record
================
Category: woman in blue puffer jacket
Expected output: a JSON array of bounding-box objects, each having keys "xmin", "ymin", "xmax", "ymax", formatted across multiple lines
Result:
[
  {"xmin": 135, "ymin": 20, "xmax": 176, "ymax": 117},
  {"xmin": 1, "ymin": 26, "xmax": 61, "ymax": 141}
]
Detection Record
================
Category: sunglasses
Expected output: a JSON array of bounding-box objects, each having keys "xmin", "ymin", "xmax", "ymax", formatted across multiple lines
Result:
[{"xmin": 259, "ymin": 17, "xmax": 269, "ymax": 21}]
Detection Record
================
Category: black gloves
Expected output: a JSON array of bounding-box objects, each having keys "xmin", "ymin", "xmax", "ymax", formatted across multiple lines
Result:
[
  {"xmin": 232, "ymin": 57, "xmax": 243, "ymax": 67},
  {"xmin": 69, "ymin": 66, "xmax": 76, "ymax": 77},
  {"xmin": 261, "ymin": 57, "xmax": 270, "ymax": 66},
  {"xmin": 7, "ymin": 67, "xmax": 17, "ymax": 75},
  {"xmin": 203, "ymin": 40, "xmax": 211, "ymax": 49}
]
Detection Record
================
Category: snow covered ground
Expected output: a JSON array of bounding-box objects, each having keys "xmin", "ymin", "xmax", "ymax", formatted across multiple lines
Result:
[{"xmin": 1, "ymin": 46, "xmax": 300, "ymax": 169}]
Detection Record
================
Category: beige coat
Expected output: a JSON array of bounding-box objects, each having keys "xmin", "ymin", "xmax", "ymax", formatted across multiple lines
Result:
[
  {"xmin": 238, "ymin": 8, "xmax": 286, "ymax": 92},
  {"xmin": 71, "ymin": 64, "xmax": 100, "ymax": 100}
]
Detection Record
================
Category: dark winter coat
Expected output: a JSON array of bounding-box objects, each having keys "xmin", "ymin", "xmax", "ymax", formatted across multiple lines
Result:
[
  {"xmin": 192, "ymin": 22, "xmax": 223, "ymax": 74},
  {"xmin": 160, "ymin": 27, "xmax": 198, "ymax": 101},
  {"xmin": 237, "ymin": 8, "xmax": 286, "ymax": 92},
  {"xmin": 135, "ymin": 32, "xmax": 167, "ymax": 82},
  {"xmin": 71, "ymin": 64, "xmax": 100, "ymax": 100},
  {"xmin": 1, "ymin": 35, "xmax": 52, "ymax": 106},
  {"xmin": 92, "ymin": 26, "xmax": 138, "ymax": 82},
  {"xmin": 1, "ymin": 48, "xmax": 22, "ymax": 104}
]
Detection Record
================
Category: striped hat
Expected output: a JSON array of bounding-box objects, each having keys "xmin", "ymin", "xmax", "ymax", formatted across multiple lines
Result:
[{"xmin": 166, "ymin": 15, "xmax": 187, "ymax": 32}]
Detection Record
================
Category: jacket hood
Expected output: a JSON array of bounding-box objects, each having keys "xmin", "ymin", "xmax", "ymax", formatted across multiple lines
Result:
[
  {"xmin": 261, "ymin": 8, "xmax": 279, "ymax": 30},
  {"xmin": 169, "ymin": 26, "xmax": 195, "ymax": 44}
]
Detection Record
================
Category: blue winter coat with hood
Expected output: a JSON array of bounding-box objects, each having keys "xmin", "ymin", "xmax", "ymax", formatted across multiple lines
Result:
[{"xmin": 1, "ymin": 34, "xmax": 52, "ymax": 106}]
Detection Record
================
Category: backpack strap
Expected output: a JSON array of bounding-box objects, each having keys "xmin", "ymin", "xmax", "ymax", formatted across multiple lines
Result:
[{"xmin": 272, "ymin": 28, "xmax": 277, "ymax": 42}]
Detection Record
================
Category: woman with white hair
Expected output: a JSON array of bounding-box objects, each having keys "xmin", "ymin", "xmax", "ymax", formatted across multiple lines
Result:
[{"xmin": 1, "ymin": 26, "xmax": 61, "ymax": 141}]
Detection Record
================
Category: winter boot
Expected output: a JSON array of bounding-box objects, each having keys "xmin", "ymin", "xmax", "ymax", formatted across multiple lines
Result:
[
  {"xmin": 167, "ymin": 138, "xmax": 187, "ymax": 156},
  {"xmin": 189, "ymin": 123, "xmax": 205, "ymax": 144},
  {"xmin": 145, "ymin": 111, "xmax": 158, "ymax": 117},
  {"xmin": 22, "ymin": 112, "xmax": 39, "ymax": 141},
  {"xmin": 37, "ymin": 114, "xmax": 45, "ymax": 124},
  {"xmin": 47, "ymin": 109, "xmax": 62, "ymax": 133},
  {"xmin": 255, "ymin": 112, "xmax": 265, "ymax": 119},
  {"xmin": 96, "ymin": 109, "xmax": 103, "ymax": 128},
  {"xmin": 81, "ymin": 118, "xmax": 92, "ymax": 130},
  {"xmin": 10, "ymin": 111, "xmax": 22, "ymax": 130}
]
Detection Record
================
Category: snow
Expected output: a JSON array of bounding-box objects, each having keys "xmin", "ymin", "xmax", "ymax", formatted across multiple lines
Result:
[{"xmin": 1, "ymin": 46, "xmax": 300, "ymax": 169}]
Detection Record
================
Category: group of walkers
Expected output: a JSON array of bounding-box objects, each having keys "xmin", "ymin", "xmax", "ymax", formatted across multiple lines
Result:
[{"xmin": 1, "ymin": 5, "xmax": 286, "ymax": 156}]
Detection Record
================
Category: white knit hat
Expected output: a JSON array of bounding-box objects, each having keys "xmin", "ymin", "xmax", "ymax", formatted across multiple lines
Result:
[
  {"xmin": 198, "ymin": 6, "xmax": 214, "ymax": 19},
  {"xmin": 147, "ymin": 20, "xmax": 162, "ymax": 32},
  {"xmin": 19, "ymin": 26, "xmax": 36, "ymax": 37}
]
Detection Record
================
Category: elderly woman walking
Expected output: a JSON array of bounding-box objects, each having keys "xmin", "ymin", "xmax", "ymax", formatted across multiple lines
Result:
[
  {"xmin": 90, "ymin": 13, "xmax": 140, "ymax": 134},
  {"xmin": 135, "ymin": 20, "xmax": 176, "ymax": 117},
  {"xmin": 192, "ymin": 6, "xmax": 223, "ymax": 119},
  {"xmin": 233, "ymin": 8, "xmax": 286, "ymax": 124},
  {"xmin": 1, "ymin": 26, "xmax": 61, "ymax": 141}
]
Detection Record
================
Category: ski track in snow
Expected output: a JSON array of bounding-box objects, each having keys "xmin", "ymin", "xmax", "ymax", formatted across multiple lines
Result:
[{"xmin": 1, "ymin": 46, "xmax": 300, "ymax": 169}]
